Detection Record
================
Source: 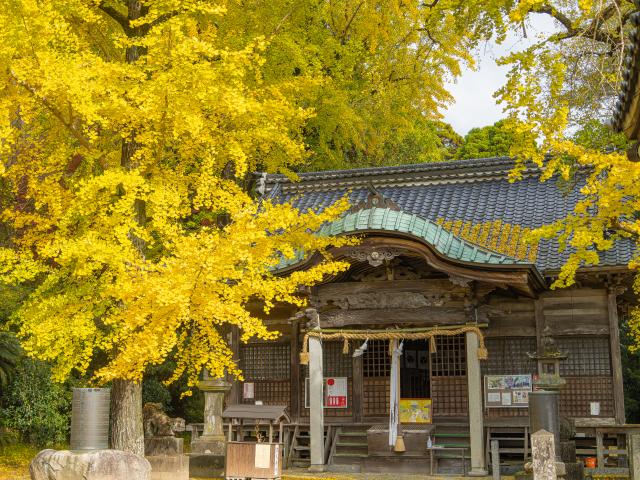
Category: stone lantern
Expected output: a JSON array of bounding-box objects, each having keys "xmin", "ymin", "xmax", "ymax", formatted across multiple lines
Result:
[
  {"xmin": 189, "ymin": 371, "xmax": 231, "ymax": 478},
  {"xmin": 527, "ymin": 326, "xmax": 568, "ymax": 391}
]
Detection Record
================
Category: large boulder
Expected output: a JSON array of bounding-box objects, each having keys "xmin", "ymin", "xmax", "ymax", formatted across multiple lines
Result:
[{"xmin": 30, "ymin": 449, "xmax": 150, "ymax": 480}]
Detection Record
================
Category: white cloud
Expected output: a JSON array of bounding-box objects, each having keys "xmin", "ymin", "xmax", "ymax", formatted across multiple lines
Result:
[{"xmin": 442, "ymin": 16, "xmax": 558, "ymax": 136}]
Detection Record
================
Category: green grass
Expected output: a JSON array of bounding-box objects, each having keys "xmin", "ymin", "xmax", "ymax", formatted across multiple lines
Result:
[{"xmin": 0, "ymin": 443, "xmax": 37, "ymax": 480}]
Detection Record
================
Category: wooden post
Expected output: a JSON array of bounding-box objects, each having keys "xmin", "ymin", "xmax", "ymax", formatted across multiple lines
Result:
[
  {"xmin": 534, "ymin": 299, "xmax": 545, "ymax": 352},
  {"xmin": 308, "ymin": 334, "xmax": 325, "ymax": 472},
  {"xmin": 491, "ymin": 439, "xmax": 500, "ymax": 480},
  {"xmin": 228, "ymin": 326, "xmax": 241, "ymax": 405},
  {"xmin": 596, "ymin": 430, "xmax": 605, "ymax": 468},
  {"xmin": 290, "ymin": 320, "xmax": 301, "ymax": 421},
  {"xmin": 608, "ymin": 287, "xmax": 626, "ymax": 424},
  {"xmin": 466, "ymin": 331, "xmax": 488, "ymax": 476},
  {"xmin": 352, "ymin": 353, "xmax": 363, "ymax": 423},
  {"xmin": 531, "ymin": 429, "xmax": 557, "ymax": 480},
  {"xmin": 629, "ymin": 433, "xmax": 640, "ymax": 480}
]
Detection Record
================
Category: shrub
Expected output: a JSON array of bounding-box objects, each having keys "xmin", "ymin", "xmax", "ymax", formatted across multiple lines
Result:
[{"xmin": 0, "ymin": 358, "xmax": 70, "ymax": 447}]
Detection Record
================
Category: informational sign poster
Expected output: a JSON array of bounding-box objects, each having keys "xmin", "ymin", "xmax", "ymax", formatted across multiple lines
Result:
[
  {"xmin": 484, "ymin": 374, "xmax": 532, "ymax": 408},
  {"xmin": 243, "ymin": 382, "xmax": 255, "ymax": 399},
  {"xmin": 304, "ymin": 377, "xmax": 348, "ymax": 408},
  {"xmin": 399, "ymin": 398, "xmax": 432, "ymax": 424},
  {"xmin": 254, "ymin": 443, "xmax": 271, "ymax": 469}
]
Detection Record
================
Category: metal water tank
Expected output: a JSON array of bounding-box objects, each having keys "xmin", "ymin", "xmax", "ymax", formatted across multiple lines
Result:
[
  {"xmin": 70, "ymin": 388, "xmax": 110, "ymax": 451},
  {"xmin": 529, "ymin": 390, "xmax": 560, "ymax": 457}
]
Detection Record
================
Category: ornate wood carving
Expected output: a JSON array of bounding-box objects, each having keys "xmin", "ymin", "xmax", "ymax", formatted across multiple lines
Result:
[
  {"xmin": 317, "ymin": 291, "xmax": 452, "ymax": 310},
  {"xmin": 346, "ymin": 247, "xmax": 403, "ymax": 267},
  {"xmin": 349, "ymin": 183, "xmax": 401, "ymax": 212}
]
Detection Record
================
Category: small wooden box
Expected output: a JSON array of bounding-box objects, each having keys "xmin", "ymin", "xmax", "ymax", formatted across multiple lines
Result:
[
  {"xmin": 367, "ymin": 424, "xmax": 434, "ymax": 457},
  {"xmin": 225, "ymin": 441, "xmax": 283, "ymax": 480}
]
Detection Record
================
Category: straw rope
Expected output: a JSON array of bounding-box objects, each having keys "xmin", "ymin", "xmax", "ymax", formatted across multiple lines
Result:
[{"xmin": 299, "ymin": 326, "xmax": 487, "ymax": 364}]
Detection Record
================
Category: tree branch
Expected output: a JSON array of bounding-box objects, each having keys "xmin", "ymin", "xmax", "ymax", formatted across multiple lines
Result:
[
  {"xmin": 530, "ymin": 4, "xmax": 575, "ymax": 35},
  {"xmin": 98, "ymin": 3, "xmax": 133, "ymax": 36},
  {"xmin": 340, "ymin": 1, "xmax": 364, "ymax": 44},
  {"xmin": 10, "ymin": 72, "xmax": 92, "ymax": 150}
]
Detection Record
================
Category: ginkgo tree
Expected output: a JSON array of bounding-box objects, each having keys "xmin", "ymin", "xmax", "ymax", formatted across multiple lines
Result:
[
  {"xmin": 0, "ymin": 0, "xmax": 355, "ymax": 454},
  {"xmin": 0, "ymin": 0, "xmax": 527, "ymax": 453},
  {"xmin": 497, "ymin": 2, "xmax": 640, "ymax": 343}
]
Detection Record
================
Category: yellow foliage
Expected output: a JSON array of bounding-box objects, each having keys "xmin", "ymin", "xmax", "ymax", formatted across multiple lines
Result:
[{"xmin": 0, "ymin": 0, "xmax": 353, "ymax": 388}]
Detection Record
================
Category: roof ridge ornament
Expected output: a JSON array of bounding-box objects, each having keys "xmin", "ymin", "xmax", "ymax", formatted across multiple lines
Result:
[{"xmin": 349, "ymin": 183, "xmax": 401, "ymax": 212}]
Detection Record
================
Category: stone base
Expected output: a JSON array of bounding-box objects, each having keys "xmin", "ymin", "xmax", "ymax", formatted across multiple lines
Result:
[
  {"xmin": 187, "ymin": 453, "xmax": 225, "ymax": 478},
  {"xmin": 308, "ymin": 464, "xmax": 326, "ymax": 473},
  {"xmin": 564, "ymin": 461, "xmax": 584, "ymax": 480},
  {"xmin": 30, "ymin": 449, "xmax": 150, "ymax": 480},
  {"xmin": 145, "ymin": 437, "xmax": 183, "ymax": 456},
  {"xmin": 190, "ymin": 436, "xmax": 226, "ymax": 455},
  {"xmin": 147, "ymin": 455, "xmax": 188, "ymax": 480},
  {"xmin": 467, "ymin": 467, "xmax": 489, "ymax": 476}
]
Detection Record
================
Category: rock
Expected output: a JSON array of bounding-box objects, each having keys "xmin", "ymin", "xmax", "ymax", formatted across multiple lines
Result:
[
  {"xmin": 147, "ymin": 455, "xmax": 189, "ymax": 480},
  {"xmin": 30, "ymin": 449, "xmax": 150, "ymax": 480},
  {"xmin": 144, "ymin": 437, "xmax": 183, "ymax": 456},
  {"xmin": 187, "ymin": 453, "xmax": 225, "ymax": 478}
]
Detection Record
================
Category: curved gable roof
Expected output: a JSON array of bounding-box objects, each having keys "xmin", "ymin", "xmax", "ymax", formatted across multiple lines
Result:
[
  {"xmin": 319, "ymin": 207, "xmax": 522, "ymax": 265},
  {"xmin": 265, "ymin": 157, "xmax": 635, "ymax": 273}
]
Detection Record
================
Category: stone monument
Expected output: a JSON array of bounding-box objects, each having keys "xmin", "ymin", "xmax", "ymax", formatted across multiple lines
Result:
[
  {"xmin": 143, "ymin": 403, "xmax": 188, "ymax": 480},
  {"xmin": 30, "ymin": 388, "xmax": 151, "ymax": 480},
  {"xmin": 520, "ymin": 329, "xmax": 582, "ymax": 480},
  {"xmin": 188, "ymin": 372, "xmax": 231, "ymax": 478}
]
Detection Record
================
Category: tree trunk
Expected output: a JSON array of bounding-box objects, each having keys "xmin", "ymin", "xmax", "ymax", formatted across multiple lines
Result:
[
  {"xmin": 110, "ymin": 379, "xmax": 144, "ymax": 455},
  {"xmin": 108, "ymin": 0, "xmax": 147, "ymax": 456}
]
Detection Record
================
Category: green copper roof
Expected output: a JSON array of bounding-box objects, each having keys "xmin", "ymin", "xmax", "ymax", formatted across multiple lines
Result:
[
  {"xmin": 276, "ymin": 207, "xmax": 523, "ymax": 271},
  {"xmin": 318, "ymin": 207, "xmax": 522, "ymax": 265}
]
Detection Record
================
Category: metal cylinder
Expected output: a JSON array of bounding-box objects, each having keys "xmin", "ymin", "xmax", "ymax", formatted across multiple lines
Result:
[
  {"xmin": 70, "ymin": 388, "xmax": 110, "ymax": 451},
  {"xmin": 529, "ymin": 390, "xmax": 560, "ymax": 455}
]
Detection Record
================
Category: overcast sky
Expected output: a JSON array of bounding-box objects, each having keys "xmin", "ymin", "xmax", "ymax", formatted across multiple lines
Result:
[{"xmin": 442, "ymin": 16, "xmax": 558, "ymax": 136}]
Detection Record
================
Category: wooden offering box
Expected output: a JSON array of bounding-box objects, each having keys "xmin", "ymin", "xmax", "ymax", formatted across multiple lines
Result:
[{"xmin": 225, "ymin": 441, "xmax": 283, "ymax": 480}]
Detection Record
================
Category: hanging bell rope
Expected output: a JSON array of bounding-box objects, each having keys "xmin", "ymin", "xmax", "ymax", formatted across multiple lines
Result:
[{"xmin": 299, "ymin": 325, "xmax": 488, "ymax": 365}]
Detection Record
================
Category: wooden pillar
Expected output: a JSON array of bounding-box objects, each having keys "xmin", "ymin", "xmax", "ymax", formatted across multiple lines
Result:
[
  {"xmin": 466, "ymin": 330, "xmax": 488, "ymax": 476},
  {"xmin": 290, "ymin": 320, "xmax": 301, "ymax": 421},
  {"xmin": 534, "ymin": 299, "xmax": 545, "ymax": 352},
  {"xmin": 352, "ymin": 353, "xmax": 363, "ymax": 423},
  {"xmin": 308, "ymin": 334, "xmax": 325, "ymax": 471},
  {"xmin": 228, "ymin": 326, "xmax": 241, "ymax": 405},
  {"xmin": 629, "ymin": 433, "xmax": 640, "ymax": 480},
  {"xmin": 608, "ymin": 287, "xmax": 626, "ymax": 424}
]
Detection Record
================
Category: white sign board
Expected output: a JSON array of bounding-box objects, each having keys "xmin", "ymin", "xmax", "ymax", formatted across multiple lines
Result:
[
  {"xmin": 243, "ymin": 382, "xmax": 254, "ymax": 399},
  {"xmin": 305, "ymin": 377, "xmax": 348, "ymax": 408}
]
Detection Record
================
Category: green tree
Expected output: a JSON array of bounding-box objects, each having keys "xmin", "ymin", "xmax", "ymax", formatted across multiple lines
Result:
[
  {"xmin": 456, "ymin": 120, "xmax": 515, "ymax": 159},
  {"xmin": 571, "ymin": 119, "xmax": 629, "ymax": 152},
  {"xmin": 0, "ymin": 333, "xmax": 20, "ymax": 391},
  {"xmin": 216, "ymin": 1, "xmax": 510, "ymax": 170}
]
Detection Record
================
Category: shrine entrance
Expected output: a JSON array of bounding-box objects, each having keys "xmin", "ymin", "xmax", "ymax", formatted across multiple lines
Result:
[{"xmin": 400, "ymin": 340, "xmax": 430, "ymax": 399}]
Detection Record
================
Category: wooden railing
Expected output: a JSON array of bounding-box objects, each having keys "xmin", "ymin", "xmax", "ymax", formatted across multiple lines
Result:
[{"xmin": 575, "ymin": 421, "xmax": 640, "ymax": 479}]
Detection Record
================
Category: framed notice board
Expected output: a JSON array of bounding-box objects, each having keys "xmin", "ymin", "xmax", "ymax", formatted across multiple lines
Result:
[
  {"xmin": 399, "ymin": 398, "xmax": 432, "ymax": 423},
  {"xmin": 484, "ymin": 374, "xmax": 532, "ymax": 408}
]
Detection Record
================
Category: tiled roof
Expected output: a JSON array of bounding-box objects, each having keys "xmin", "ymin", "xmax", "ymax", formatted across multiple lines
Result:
[
  {"xmin": 266, "ymin": 157, "xmax": 635, "ymax": 274},
  {"xmin": 612, "ymin": 7, "xmax": 640, "ymax": 138}
]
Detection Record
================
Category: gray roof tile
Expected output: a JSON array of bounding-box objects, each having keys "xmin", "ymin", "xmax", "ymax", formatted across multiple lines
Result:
[{"xmin": 266, "ymin": 157, "xmax": 635, "ymax": 273}]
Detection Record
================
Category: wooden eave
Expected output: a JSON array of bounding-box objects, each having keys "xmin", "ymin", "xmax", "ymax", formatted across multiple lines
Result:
[{"xmin": 277, "ymin": 232, "xmax": 546, "ymax": 298}]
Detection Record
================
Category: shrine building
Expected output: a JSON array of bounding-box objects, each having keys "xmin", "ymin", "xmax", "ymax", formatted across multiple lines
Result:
[{"xmin": 223, "ymin": 156, "xmax": 637, "ymax": 476}]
